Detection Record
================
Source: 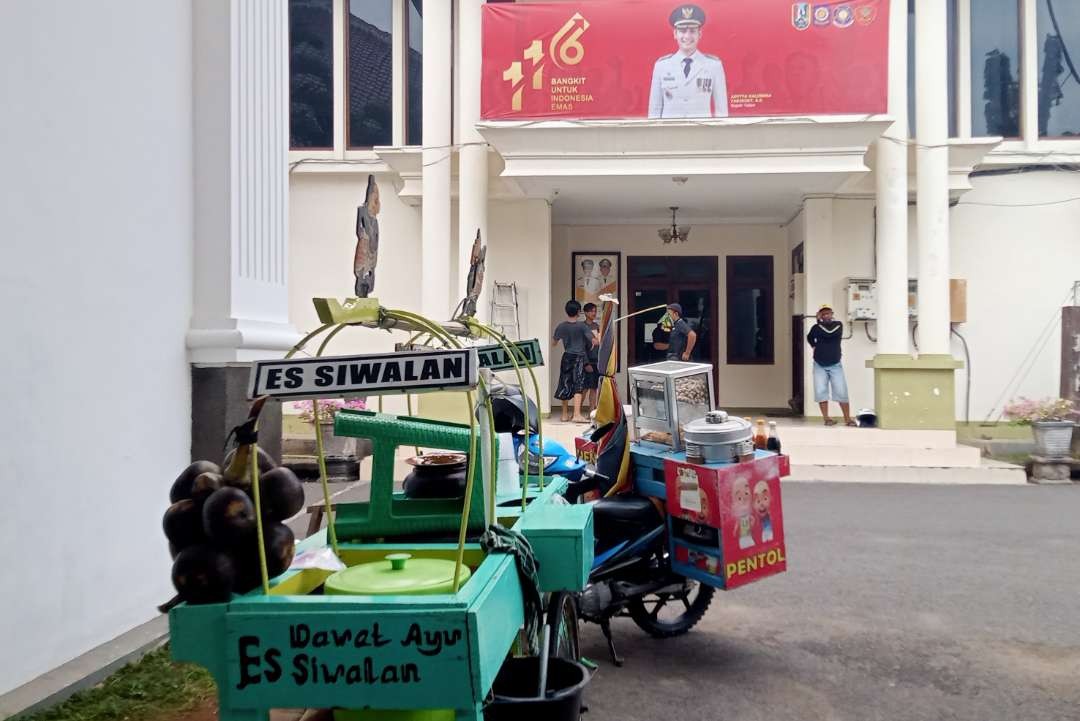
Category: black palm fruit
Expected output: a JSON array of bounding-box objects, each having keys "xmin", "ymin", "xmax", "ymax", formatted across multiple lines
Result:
[
  {"xmin": 170, "ymin": 461, "xmax": 222, "ymax": 503},
  {"xmin": 202, "ymin": 487, "xmax": 257, "ymax": 545},
  {"xmin": 171, "ymin": 545, "xmax": 236, "ymax": 604}
]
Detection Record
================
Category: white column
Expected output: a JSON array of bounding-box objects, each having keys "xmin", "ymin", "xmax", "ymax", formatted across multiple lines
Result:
[
  {"xmin": 915, "ymin": 0, "xmax": 951, "ymax": 355},
  {"xmin": 874, "ymin": 0, "xmax": 910, "ymax": 356},
  {"xmin": 955, "ymin": 0, "xmax": 972, "ymax": 138},
  {"xmin": 187, "ymin": 0, "xmax": 299, "ymax": 363},
  {"xmin": 1020, "ymin": 0, "xmax": 1038, "ymax": 145},
  {"xmin": 421, "ymin": 0, "xmax": 453, "ymax": 319},
  {"xmin": 457, "ymin": 0, "xmax": 489, "ymax": 315}
]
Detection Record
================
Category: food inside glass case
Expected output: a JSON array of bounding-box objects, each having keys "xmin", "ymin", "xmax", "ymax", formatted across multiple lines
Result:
[{"xmin": 674, "ymin": 375, "xmax": 710, "ymax": 428}]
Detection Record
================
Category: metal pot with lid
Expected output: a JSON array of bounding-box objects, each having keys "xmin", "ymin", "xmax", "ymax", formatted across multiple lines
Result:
[{"xmin": 683, "ymin": 410, "xmax": 754, "ymax": 464}]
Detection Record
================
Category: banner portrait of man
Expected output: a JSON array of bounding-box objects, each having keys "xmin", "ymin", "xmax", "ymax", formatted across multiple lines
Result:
[{"xmin": 647, "ymin": 4, "xmax": 728, "ymax": 119}]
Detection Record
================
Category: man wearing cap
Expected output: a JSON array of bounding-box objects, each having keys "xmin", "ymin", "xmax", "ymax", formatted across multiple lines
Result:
[
  {"xmin": 648, "ymin": 5, "xmax": 729, "ymax": 119},
  {"xmin": 666, "ymin": 303, "xmax": 697, "ymax": 361},
  {"xmin": 807, "ymin": 304, "xmax": 856, "ymax": 426}
]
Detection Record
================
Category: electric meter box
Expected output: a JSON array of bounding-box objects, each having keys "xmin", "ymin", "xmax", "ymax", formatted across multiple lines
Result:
[{"xmin": 842, "ymin": 277, "xmax": 878, "ymax": 321}]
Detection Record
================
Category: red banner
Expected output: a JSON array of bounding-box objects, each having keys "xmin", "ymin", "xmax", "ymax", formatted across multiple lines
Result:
[{"xmin": 481, "ymin": 0, "xmax": 889, "ymax": 120}]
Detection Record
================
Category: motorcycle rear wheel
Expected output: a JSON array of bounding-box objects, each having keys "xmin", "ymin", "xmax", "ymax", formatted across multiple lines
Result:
[
  {"xmin": 627, "ymin": 581, "xmax": 714, "ymax": 638},
  {"xmin": 546, "ymin": 591, "xmax": 581, "ymax": 661}
]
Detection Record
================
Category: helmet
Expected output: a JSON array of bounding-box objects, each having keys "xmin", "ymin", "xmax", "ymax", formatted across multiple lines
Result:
[
  {"xmin": 481, "ymin": 377, "xmax": 539, "ymax": 434},
  {"xmin": 855, "ymin": 408, "xmax": 877, "ymax": 427},
  {"xmin": 512, "ymin": 434, "xmax": 587, "ymax": 482}
]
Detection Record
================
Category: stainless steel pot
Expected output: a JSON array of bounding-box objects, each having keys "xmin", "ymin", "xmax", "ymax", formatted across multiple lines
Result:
[{"xmin": 683, "ymin": 411, "xmax": 754, "ymax": 464}]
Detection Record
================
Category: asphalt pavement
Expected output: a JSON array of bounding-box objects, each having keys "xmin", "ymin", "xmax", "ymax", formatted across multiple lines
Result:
[{"xmin": 579, "ymin": 483, "xmax": 1080, "ymax": 721}]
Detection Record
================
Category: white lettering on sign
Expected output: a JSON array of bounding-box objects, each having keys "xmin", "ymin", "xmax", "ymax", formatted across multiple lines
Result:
[
  {"xmin": 474, "ymin": 339, "xmax": 543, "ymax": 372},
  {"xmin": 248, "ymin": 350, "xmax": 478, "ymax": 399}
]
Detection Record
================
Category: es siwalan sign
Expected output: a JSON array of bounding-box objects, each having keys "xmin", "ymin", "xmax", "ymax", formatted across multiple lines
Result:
[
  {"xmin": 248, "ymin": 349, "xmax": 479, "ymax": 400},
  {"xmin": 475, "ymin": 339, "xmax": 544, "ymax": 372}
]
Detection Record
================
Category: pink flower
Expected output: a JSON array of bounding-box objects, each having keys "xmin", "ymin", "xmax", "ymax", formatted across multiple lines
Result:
[
  {"xmin": 292, "ymin": 397, "xmax": 368, "ymax": 423},
  {"xmin": 1004, "ymin": 397, "xmax": 1077, "ymax": 425}
]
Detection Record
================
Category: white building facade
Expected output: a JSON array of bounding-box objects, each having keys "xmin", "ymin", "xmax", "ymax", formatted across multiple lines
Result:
[
  {"xmin": 2, "ymin": 0, "xmax": 1079, "ymax": 705},
  {"xmin": 289, "ymin": 0, "xmax": 1080, "ymax": 428}
]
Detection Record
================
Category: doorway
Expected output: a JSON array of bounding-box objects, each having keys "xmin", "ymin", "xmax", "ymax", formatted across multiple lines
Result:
[{"xmin": 627, "ymin": 256, "xmax": 719, "ymax": 384}]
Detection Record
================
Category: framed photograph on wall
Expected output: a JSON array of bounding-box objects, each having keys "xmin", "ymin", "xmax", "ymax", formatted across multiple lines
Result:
[
  {"xmin": 572, "ymin": 251, "xmax": 620, "ymax": 309},
  {"xmin": 572, "ymin": 251, "xmax": 621, "ymax": 373}
]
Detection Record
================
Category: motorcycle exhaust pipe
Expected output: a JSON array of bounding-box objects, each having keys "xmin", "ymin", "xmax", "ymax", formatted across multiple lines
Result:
[{"xmin": 611, "ymin": 577, "xmax": 686, "ymax": 600}]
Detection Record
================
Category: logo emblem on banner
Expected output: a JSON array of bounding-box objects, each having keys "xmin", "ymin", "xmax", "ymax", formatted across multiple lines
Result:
[
  {"xmin": 792, "ymin": 3, "xmax": 810, "ymax": 30},
  {"xmin": 501, "ymin": 12, "xmax": 589, "ymax": 111},
  {"xmin": 682, "ymin": 6, "xmax": 695, "ymax": 21},
  {"xmin": 813, "ymin": 6, "xmax": 831, "ymax": 26},
  {"xmin": 833, "ymin": 5, "xmax": 855, "ymax": 27},
  {"xmin": 856, "ymin": 5, "xmax": 877, "ymax": 25}
]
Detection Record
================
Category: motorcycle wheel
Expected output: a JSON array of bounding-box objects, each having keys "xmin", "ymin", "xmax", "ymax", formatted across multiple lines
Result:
[
  {"xmin": 546, "ymin": 591, "xmax": 581, "ymax": 661},
  {"xmin": 627, "ymin": 581, "xmax": 714, "ymax": 639}
]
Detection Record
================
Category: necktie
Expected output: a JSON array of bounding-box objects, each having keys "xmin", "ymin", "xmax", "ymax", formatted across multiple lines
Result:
[{"xmin": 683, "ymin": 57, "xmax": 692, "ymax": 78}]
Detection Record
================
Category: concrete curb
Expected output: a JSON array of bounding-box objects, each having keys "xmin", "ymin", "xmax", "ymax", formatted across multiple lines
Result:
[{"xmin": 0, "ymin": 617, "xmax": 168, "ymax": 720}]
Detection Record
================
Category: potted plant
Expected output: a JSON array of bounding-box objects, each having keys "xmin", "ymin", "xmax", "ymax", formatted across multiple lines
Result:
[
  {"xmin": 1003, "ymin": 397, "xmax": 1078, "ymax": 459},
  {"xmin": 292, "ymin": 398, "xmax": 367, "ymax": 458}
]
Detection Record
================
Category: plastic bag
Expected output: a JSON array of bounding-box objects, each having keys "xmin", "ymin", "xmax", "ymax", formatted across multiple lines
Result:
[{"xmin": 290, "ymin": 546, "xmax": 346, "ymax": 572}]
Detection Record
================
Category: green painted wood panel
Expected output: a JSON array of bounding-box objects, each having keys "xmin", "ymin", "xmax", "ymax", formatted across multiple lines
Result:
[
  {"xmin": 467, "ymin": 555, "xmax": 526, "ymax": 699},
  {"xmin": 514, "ymin": 504, "xmax": 594, "ymax": 592}
]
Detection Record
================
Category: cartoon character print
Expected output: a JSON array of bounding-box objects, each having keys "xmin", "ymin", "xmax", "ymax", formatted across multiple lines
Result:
[
  {"xmin": 753, "ymin": 480, "xmax": 774, "ymax": 543},
  {"xmin": 731, "ymin": 476, "xmax": 755, "ymax": 550}
]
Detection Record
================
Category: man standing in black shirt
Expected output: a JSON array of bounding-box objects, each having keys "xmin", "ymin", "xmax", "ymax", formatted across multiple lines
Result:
[
  {"xmin": 806, "ymin": 304, "xmax": 855, "ymax": 426},
  {"xmin": 666, "ymin": 303, "xmax": 697, "ymax": 361}
]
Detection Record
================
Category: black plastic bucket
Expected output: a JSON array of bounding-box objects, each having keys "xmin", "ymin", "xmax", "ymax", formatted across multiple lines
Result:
[{"xmin": 484, "ymin": 657, "xmax": 590, "ymax": 721}]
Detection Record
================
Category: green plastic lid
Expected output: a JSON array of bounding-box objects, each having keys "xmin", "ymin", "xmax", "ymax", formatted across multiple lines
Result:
[{"xmin": 324, "ymin": 554, "xmax": 471, "ymax": 596}]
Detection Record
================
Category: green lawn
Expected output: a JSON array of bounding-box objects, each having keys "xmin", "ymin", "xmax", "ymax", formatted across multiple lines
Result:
[{"xmin": 15, "ymin": 646, "xmax": 214, "ymax": 721}]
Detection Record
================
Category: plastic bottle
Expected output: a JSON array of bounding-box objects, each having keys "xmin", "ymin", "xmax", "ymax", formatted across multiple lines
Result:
[
  {"xmin": 753, "ymin": 419, "xmax": 768, "ymax": 450},
  {"xmin": 766, "ymin": 421, "xmax": 782, "ymax": 453}
]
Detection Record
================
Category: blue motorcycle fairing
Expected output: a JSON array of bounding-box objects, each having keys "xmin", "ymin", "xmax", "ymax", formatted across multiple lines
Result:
[{"xmin": 512, "ymin": 433, "xmax": 588, "ymax": 482}]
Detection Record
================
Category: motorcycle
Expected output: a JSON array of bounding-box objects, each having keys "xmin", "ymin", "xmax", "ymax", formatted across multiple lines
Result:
[
  {"xmin": 488, "ymin": 389, "xmax": 714, "ymax": 666},
  {"xmin": 545, "ymin": 464, "xmax": 715, "ymax": 666}
]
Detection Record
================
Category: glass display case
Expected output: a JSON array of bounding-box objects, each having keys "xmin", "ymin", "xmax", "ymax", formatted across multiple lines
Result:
[{"xmin": 628, "ymin": 361, "xmax": 715, "ymax": 451}]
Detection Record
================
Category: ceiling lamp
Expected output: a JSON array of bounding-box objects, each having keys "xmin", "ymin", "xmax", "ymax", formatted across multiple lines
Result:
[{"xmin": 658, "ymin": 206, "xmax": 690, "ymax": 244}]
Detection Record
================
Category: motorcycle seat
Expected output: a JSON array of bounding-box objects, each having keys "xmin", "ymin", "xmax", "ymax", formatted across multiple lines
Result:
[{"xmin": 592, "ymin": 495, "xmax": 664, "ymax": 548}]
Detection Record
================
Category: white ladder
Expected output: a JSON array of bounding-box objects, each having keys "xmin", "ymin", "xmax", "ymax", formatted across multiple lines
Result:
[{"xmin": 489, "ymin": 281, "xmax": 521, "ymax": 340}]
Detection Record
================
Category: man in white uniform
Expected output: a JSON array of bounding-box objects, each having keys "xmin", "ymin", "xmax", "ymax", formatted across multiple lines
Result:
[{"xmin": 648, "ymin": 4, "xmax": 728, "ymax": 119}]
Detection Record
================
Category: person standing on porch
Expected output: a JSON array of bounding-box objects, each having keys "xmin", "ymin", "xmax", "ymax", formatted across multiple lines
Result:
[
  {"xmin": 582, "ymin": 302, "xmax": 601, "ymax": 412},
  {"xmin": 553, "ymin": 300, "xmax": 594, "ymax": 423},
  {"xmin": 666, "ymin": 303, "xmax": 697, "ymax": 361},
  {"xmin": 807, "ymin": 303, "xmax": 855, "ymax": 426}
]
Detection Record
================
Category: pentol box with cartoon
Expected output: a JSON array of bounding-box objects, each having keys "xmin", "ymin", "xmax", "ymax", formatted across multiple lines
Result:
[{"xmin": 663, "ymin": 453, "xmax": 787, "ymax": 590}]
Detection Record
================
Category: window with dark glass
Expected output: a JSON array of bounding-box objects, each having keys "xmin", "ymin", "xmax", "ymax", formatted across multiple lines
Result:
[
  {"xmin": 348, "ymin": 0, "xmax": 394, "ymax": 148},
  {"xmin": 406, "ymin": 0, "xmax": 423, "ymax": 146},
  {"xmin": 1037, "ymin": 0, "xmax": 1080, "ymax": 137},
  {"xmin": 726, "ymin": 257, "xmax": 774, "ymax": 365},
  {"xmin": 907, "ymin": 0, "xmax": 958, "ymax": 137},
  {"xmin": 971, "ymin": 0, "xmax": 1022, "ymax": 137},
  {"xmin": 289, "ymin": 0, "xmax": 334, "ymax": 149}
]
